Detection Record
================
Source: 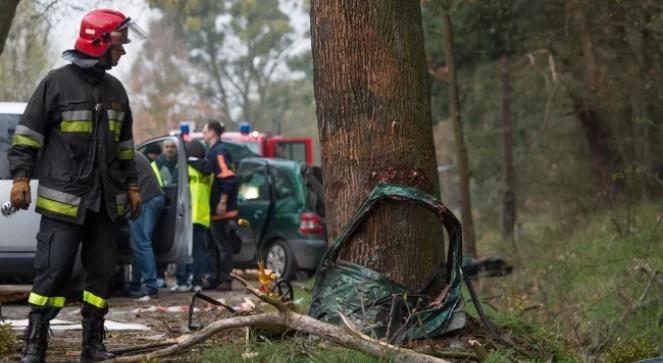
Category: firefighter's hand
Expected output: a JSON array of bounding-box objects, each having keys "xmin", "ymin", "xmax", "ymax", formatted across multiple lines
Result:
[
  {"xmin": 10, "ymin": 177, "xmax": 31, "ymax": 210},
  {"xmin": 216, "ymin": 194, "xmax": 228, "ymax": 217},
  {"xmin": 128, "ymin": 185, "xmax": 142, "ymax": 219}
]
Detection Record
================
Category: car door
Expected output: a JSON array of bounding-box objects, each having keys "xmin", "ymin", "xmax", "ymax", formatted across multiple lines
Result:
[
  {"xmin": 137, "ymin": 137, "xmax": 192, "ymax": 264},
  {"xmin": 0, "ymin": 112, "xmax": 41, "ymax": 252},
  {"xmin": 0, "ymin": 107, "xmax": 42, "ymax": 280},
  {"xmin": 236, "ymin": 159, "xmax": 273, "ymax": 260}
]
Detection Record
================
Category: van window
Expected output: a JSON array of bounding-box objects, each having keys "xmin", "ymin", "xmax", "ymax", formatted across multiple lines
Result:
[
  {"xmin": 0, "ymin": 114, "xmax": 20, "ymax": 180},
  {"xmin": 275, "ymin": 142, "xmax": 307, "ymax": 164}
]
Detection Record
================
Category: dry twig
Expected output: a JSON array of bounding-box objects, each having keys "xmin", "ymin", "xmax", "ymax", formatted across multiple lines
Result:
[{"xmin": 106, "ymin": 274, "xmax": 452, "ymax": 363}]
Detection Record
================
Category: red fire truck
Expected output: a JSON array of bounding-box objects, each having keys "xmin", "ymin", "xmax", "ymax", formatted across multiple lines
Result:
[{"xmin": 179, "ymin": 122, "xmax": 314, "ymax": 165}]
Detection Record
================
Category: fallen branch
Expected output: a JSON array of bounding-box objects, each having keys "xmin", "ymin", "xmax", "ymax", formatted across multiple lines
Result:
[
  {"xmin": 109, "ymin": 340, "xmax": 177, "ymax": 355},
  {"xmin": 415, "ymin": 346, "xmax": 479, "ymax": 361},
  {"xmin": 106, "ymin": 275, "xmax": 452, "ymax": 363}
]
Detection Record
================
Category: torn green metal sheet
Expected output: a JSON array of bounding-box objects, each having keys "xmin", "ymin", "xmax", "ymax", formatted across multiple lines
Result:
[{"xmin": 308, "ymin": 183, "xmax": 466, "ymax": 341}]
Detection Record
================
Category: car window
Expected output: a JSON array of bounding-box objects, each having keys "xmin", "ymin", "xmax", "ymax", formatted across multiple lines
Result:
[
  {"xmin": 0, "ymin": 113, "xmax": 20, "ymax": 180},
  {"xmin": 238, "ymin": 163, "xmax": 270, "ymax": 202},
  {"xmin": 272, "ymin": 168, "xmax": 295, "ymax": 199},
  {"xmin": 138, "ymin": 139, "xmax": 180, "ymax": 186}
]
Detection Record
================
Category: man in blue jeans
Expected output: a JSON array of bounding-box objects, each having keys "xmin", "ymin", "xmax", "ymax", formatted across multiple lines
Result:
[{"xmin": 126, "ymin": 152, "xmax": 165, "ymax": 300}]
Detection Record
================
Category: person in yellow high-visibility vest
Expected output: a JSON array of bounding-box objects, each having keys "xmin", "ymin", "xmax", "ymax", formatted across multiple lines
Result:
[{"xmin": 171, "ymin": 140, "xmax": 214, "ymax": 292}]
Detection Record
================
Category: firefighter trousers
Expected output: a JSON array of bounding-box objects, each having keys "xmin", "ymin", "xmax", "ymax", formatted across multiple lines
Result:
[
  {"xmin": 28, "ymin": 210, "xmax": 119, "ymax": 319},
  {"xmin": 208, "ymin": 219, "xmax": 234, "ymax": 284}
]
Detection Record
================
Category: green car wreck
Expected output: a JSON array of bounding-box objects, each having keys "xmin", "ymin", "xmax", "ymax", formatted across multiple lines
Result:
[{"xmin": 137, "ymin": 136, "xmax": 327, "ymax": 281}]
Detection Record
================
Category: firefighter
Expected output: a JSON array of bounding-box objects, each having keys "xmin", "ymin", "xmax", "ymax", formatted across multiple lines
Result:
[{"xmin": 7, "ymin": 9, "xmax": 144, "ymax": 363}]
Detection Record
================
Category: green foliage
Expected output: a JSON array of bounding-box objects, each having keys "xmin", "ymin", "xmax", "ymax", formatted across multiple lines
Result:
[
  {"xmin": 484, "ymin": 349, "xmax": 515, "ymax": 363},
  {"xmin": 0, "ymin": 323, "xmax": 16, "ymax": 354},
  {"xmin": 422, "ymin": 0, "xmax": 663, "ymax": 243},
  {"xmin": 603, "ymin": 336, "xmax": 659, "ymax": 363},
  {"xmin": 474, "ymin": 202, "xmax": 663, "ymax": 360},
  {"xmin": 148, "ymin": 0, "xmax": 311, "ymax": 134}
]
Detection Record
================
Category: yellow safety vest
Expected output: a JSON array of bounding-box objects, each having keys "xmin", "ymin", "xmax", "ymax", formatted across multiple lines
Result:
[
  {"xmin": 151, "ymin": 161, "xmax": 164, "ymax": 187},
  {"xmin": 188, "ymin": 165, "xmax": 213, "ymax": 227}
]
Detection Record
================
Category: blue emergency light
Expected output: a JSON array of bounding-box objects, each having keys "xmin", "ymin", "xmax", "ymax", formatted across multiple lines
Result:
[
  {"xmin": 180, "ymin": 123, "xmax": 190, "ymax": 136},
  {"xmin": 239, "ymin": 122, "xmax": 251, "ymax": 135}
]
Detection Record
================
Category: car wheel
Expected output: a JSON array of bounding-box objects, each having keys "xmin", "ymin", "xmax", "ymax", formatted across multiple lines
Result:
[{"xmin": 265, "ymin": 240, "xmax": 297, "ymax": 281}]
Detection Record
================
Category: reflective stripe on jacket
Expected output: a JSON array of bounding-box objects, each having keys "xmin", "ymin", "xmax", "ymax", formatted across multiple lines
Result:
[{"xmin": 7, "ymin": 64, "xmax": 137, "ymax": 225}]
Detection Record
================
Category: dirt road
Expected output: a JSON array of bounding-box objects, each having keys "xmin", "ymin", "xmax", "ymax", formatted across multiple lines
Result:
[{"xmin": 2, "ymin": 277, "xmax": 262, "ymax": 362}]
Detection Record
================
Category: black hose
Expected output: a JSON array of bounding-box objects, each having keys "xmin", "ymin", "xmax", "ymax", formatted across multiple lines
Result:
[{"xmin": 463, "ymin": 271, "xmax": 532, "ymax": 356}]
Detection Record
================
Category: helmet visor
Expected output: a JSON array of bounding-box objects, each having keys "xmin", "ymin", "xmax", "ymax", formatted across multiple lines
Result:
[{"xmin": 112, "ymin": 17, "xmax": 147, "ymax": 44}]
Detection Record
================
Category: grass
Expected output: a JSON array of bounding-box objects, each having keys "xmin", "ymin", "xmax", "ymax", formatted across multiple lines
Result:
[
  {"xmin": 203, "ymin": 337, "xmax": 380, "ymax": 363},
  {"xmin": 475, "ymin": 201, "xmax": 663, "ymax": 360},
  {"xmin": 203, "ymin": 202, "xmax": 663, "ymax": 362}
]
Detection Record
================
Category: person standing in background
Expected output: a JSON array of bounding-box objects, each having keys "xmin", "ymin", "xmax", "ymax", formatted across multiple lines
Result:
[
  {"xmin": 199, "ymin": 121, "xmax": 239, "ymax": 291},
  {"xmin": 125, "ymin": 152, "xmax": 165, "ymax": 300}
]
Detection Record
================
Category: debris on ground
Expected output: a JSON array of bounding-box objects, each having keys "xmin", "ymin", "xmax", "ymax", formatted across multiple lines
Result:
[{"xmin": 6, "ymin": 319, "xmax": 150, "ymax": 331}]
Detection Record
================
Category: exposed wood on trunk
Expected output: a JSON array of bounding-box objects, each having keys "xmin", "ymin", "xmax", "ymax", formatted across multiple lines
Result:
[
  {"xmin": 0, "ymin": 0, "xmax": 20, "ymax": 55},
  {"xmin": 500, "ymin": 56, "xmax": 517, "ymax": 244},
  {"xmin": 310, "ymin": 1, "xmax": 443, "ymax": 289},
  {"xmin": 440, "ymin": 8, "xmax": 477, "ymax": 257}
]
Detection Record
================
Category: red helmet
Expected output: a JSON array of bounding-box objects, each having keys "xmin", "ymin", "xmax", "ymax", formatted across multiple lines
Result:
[{"xmin": 74, "ymin": 9, "xmax": 144, "ymax": 58}]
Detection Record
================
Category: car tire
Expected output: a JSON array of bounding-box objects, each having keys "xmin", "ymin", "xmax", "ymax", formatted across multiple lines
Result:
[{"xmin": 265, "ymin": 240, "xmax": 297, "ymax": 281}]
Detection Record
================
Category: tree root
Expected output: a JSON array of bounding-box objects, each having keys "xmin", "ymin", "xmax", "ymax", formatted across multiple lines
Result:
[{"xmin": 106, "ymin": 274, "xmax": 452, "ymax": 363}]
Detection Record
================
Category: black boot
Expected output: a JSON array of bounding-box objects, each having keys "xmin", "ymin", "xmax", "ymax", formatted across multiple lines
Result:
[
  {"xmin": 20, "ymin": 313, "xmax": 49, "ymax": 363},
  {"xmin": 80, "ymin": 318, "xmax": 115, "ymax": 362}
]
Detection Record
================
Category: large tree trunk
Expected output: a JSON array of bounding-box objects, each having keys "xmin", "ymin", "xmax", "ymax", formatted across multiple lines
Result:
[
  {"xmin": 500, "ymin": 56, "xmax": 516, "ymax": 243},
  {"xmin": 440, "ymin": 10, "xmax": 477, "ymax": 257},
  {"xmin": 310, "ymin": 1, "xmax": 443, "ymax": 289},
  {"xmin": 0, "ymin": 0, "xmax": 20, "ymax": 55}
]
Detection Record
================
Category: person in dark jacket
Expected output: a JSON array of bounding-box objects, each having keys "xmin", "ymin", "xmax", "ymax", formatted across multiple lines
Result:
[
  {"xmin": 197, "ymin": 121, "xmax": 239, "ymax": 291},
  {"xmin": 7, "ymin": 9, "xmax": 144, "ymax": 363},
  {"xmin": 126, "ymin": 152, "xmax": 165, "ymax": 300}
]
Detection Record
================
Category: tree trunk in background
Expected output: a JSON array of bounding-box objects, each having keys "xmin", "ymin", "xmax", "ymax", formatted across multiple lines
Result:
[
  {"xmin": 440, "ymin": 10, "xmax": 477, "ymax": 257},
  {"xmin": 570, "ymin": 0, "xmax": 621, "ymax": 196},
  {"xmin": 310, "ymin": 1, "xmax": 444, "ymax": 290},
  {"xmin": 0, "ymin": 0, "xmax": 20, "ymax": 55},
  {"xmin": 500, "ymin": 56, "xmax": 516, "ymax": 243}
]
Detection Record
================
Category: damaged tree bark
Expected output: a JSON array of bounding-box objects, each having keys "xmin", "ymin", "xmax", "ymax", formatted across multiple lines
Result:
[
  {"xmin": 107, "ymin": 275, "xmax": 452, "ymax": 363},
  {"xmin": 310, "ymin": 0, "xmax": 443, "ymax": 290}
]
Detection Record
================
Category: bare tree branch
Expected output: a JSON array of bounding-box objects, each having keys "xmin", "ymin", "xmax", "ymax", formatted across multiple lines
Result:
[{"xmin": 107, "ymin": 275, "xmax": 452, "ymax": 363}]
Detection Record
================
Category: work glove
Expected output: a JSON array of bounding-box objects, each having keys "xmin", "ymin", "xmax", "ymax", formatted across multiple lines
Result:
[
  {"xmin": 10, "ymin": 177, "xmax": 31, "ymax": 210},
  {"xmin": 128, "ymin": 185, "xmax": 142, "ymax": 220},
  {"xmin": 216, "ymin": 194, "xmax": 228, "ymax": 217}
]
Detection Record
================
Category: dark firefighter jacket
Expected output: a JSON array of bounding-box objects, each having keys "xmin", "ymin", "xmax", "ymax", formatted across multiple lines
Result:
[
  {"xmin": 188, "ymin": 140, "xmax": 238, "ymax": 220},
  {"xmin": 8, "ymin": 64, "xmax": 137, "ymax": 225}
]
